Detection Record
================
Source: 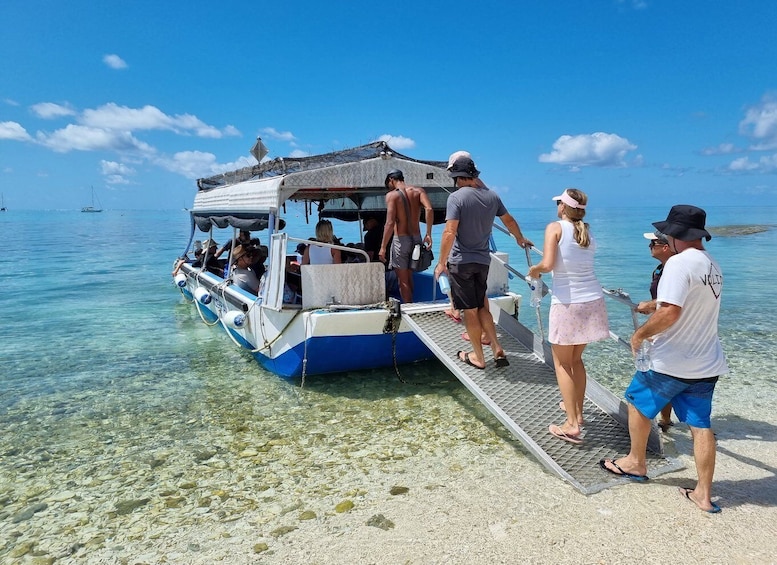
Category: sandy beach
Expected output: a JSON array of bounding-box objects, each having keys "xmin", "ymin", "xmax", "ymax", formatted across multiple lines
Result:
[{"xmin": 82, "ymin": 418, "xmax": 777, "ymax": 565}]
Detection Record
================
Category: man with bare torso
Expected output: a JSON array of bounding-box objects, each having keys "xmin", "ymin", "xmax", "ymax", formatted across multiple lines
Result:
[{"xmin": 379, "ymin": 169, "xmax": 433, "ymax": 303}]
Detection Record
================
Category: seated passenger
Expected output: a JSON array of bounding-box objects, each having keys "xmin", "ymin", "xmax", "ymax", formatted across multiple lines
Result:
[
  {"xmin": 250, "ymin": 244, "xmax": 268, "ymax": 279},
  {"xmin": 215, "ymin": 230, "xmax": 251, "ymax": 259},
  {"xmin": 230, "ymin": 245, "xmax": 260, "ymax": 295},
  {"xmin": 195, "ymin": 239, "xmax": 225, "ymax": 276},
  {"xmin": 302, "ymin": 220, "xmax": 342, "ymax": 265},
  {"xmin": 362, "ymin": 214, "xmax": 389, "ymax": 262}
]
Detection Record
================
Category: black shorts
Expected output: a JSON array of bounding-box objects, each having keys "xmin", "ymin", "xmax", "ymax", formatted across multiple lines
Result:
[{"xmin": 448, "ymin": 262, "xmax": 489, "ymax": 310}]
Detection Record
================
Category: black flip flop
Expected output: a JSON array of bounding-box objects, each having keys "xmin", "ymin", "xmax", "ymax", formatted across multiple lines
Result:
[{"xmin": 457, "ymin": 350, "xmax": 485, "ymax": 370}]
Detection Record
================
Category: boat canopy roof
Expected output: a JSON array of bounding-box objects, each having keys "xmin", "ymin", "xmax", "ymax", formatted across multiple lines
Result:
[{"xmin": 191, "ymin": 141, "xmax": 455, "ymax": 231}]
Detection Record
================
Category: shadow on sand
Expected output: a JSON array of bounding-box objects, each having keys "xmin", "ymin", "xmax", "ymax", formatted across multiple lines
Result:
[{"xmin": 650, "ymin": 413, "xmax": 777, "ymax": 509}]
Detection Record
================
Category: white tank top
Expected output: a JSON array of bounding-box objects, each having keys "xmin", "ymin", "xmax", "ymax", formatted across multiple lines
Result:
[
  {"xmin": 551, "ymin": 220, "xmax": 603, "ymax": 304},
  {"xmin": 308, "ymin": 244, "xmax": 334, "ymax": 265}
]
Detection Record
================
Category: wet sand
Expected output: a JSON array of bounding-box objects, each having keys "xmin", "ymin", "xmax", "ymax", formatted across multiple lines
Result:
[{"xmin": 87, "ymin": 420, "xmax": 777, "ymax": 564}]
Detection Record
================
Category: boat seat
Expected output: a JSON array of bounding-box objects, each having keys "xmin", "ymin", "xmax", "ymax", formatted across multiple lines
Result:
[{"xmin": 301, "ymin": 262, "xmax": 386, "ymax": 309}]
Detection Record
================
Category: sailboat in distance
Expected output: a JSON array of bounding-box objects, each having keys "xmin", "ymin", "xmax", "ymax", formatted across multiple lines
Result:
[{"xmin": 81, "ymin": 186, "xmax": 102, "ymax": 213}]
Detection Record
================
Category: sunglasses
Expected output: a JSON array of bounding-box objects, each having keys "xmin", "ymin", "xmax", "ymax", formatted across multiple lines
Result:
[
  {"xmin": 649, "ymin": 240, "xmax": 668, "ymax": 248},
  {"xmin": 555, "ymin": 200, "xmax": 563, "ymax": 206}
]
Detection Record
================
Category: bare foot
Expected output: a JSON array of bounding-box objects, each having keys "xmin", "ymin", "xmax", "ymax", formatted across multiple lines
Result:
[
  {"xmin": 558, "ymin": 400, "xmax": 585, "ymax": 426},
  {"xmin": 678, "ymin": 487, "xmax": 721, "ymax": 513}
]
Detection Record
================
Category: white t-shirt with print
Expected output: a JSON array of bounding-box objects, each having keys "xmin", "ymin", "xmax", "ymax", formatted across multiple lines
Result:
[{"xmin": 651, "ymin": 248, "xmax": 729, "ymax": 379}]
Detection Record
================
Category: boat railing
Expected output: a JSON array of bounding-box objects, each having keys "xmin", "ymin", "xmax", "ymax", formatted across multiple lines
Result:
[{"xmin": 286, "ymin": 236, "xmax": 371, "ymax": 263}]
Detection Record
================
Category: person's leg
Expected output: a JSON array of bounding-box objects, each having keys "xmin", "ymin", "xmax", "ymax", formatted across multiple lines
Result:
[
  {"xmin": 550, "ymin": 344, "xmax": 582, "ymax": 435},
  {"xmin": 460, "ymin": 307, "xmax": 485, "ymax": 367},
  {"xmin": 396, "ymin": 268, "xmax": 413, "ymax": 303},
  {"xmin": 477, "ymin": 295, "xmax": 504, "ymax": 356},
  {"xmin": 658, "ymin": 404, "xmax": 673, "ymax": 429},
  {"xmin": 570, "ymin": 344, "xmax": 587, "ymax": 420},
  {"xmin": 672, "ymin": 378, "xmax": 718, "ymax": 511},
  {"xmin": 680, "ymin": 426, "xmax": 717, "ymax": 511},
  {"xmin": 604, "ymin": 403, "xmax": 652, "ymax": 476}
]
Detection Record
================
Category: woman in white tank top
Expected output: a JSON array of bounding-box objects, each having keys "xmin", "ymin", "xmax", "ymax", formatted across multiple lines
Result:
[
  {"xmin": 528, "ymin": 188, "xmax": 610, "ymax": 445},
  {"xmin": 302, "ymin": 219, "xmax": 342, "ymax": 265}
]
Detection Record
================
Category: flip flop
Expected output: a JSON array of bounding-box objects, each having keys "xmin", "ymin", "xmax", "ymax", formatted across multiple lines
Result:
[
  {"xmin": 658, "ymin": 419, "xmax": 674, "ymax": 432},
  {"xmin": 548, "ymin": 424, "xmax": 583, "ymax": 445},
  {"xmin": 495, "ymin": 356, "xmax": 509, "ymax": 368},
  {"xmin": 457, "ymin": 350, "xmax": 485, "ymax": 370},
  {"xmin": 461, "ymin": 332, "xmax": 491, "ymax": 346},
  {"xmin": 444, "ymin": 310, "xmax": 462, "ymax": 323},
  {"xmin": 598, "ymin": 458, "xmax": 649, "ymax": 482},
  {"xmin": 678, "ymin": 487, "xmax": 721, "ymax": 514}
]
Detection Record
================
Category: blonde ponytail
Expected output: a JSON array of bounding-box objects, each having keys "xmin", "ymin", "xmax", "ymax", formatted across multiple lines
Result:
[{"xmin": 563, "ymin": 188, "xmax": 590, "ymax": 247}]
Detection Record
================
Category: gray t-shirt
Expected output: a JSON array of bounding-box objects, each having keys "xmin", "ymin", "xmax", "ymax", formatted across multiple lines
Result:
[{"xmin": 445, "ymin": 185, "xmax": 507, "ymax": 265}]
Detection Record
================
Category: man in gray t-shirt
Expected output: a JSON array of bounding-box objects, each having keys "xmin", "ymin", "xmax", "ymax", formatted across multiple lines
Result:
[{"xmin": 435, "ymin": 154, "xmax": 531, "ymax": 370}]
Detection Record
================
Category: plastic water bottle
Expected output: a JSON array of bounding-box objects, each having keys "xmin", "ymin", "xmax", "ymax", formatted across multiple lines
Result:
[
  {"xmin": 438, "ymin": 274, "xmax": 451, "ymax": 295},
  {"xmin": 410, "ymin": 244, "xmax": 420, "ymax": 270},
  {"xmin": 526, "ymin": 276, "xmax": 542, "ymax": 307},
  {"xmin": 635, "ymin": 341, "xmax": 651, "ymax": 371}
]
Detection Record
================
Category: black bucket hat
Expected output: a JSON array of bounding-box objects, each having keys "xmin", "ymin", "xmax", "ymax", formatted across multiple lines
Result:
[
  {"xmin": 448, "ymin": 156, "xmax": 480, "ymax": 178},
  {"xmin": 652, "ymin": 205, "xmax": 712, "ymax": 242}
]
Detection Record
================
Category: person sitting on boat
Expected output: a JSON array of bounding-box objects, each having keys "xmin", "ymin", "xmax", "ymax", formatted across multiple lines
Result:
[
  {"xmin": 249, "ymin": 242, "xmax": 268, "ymax": 279},
  {"xmin": 302, "ymin": 220, "xmax": 342, "ymax": 265},
  {"xmin": 195, "ymin": 239, "xmax": 225, "ymax": 277},
  {"xmin": 215, "ymin": 230, "xmax": 251, "ymax": 259},
  {"xmin": 172, "ymin": 240, "xmax": 204, "ymax": 277},
  {"xmin": 230, "ymin": 245, "xmax": 260, "ymax": 295}
]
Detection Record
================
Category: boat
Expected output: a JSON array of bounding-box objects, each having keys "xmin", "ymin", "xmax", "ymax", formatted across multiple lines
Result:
[
  {"xmin": 172, "ymin": 141, "xmax": 522, "ymax": 379},
  {"xmin": 81, "ymin": 186, "xmax": 102, "ymax": 212},
  {"xmin": 1, "ymin": 193, "xmax": 6, "ymax": 211}
]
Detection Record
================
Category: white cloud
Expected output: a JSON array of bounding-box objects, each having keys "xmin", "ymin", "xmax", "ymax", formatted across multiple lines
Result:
[
  {"xmin": 0, "ymin": 121, "xmax": 32, "ymax": 141},
  {"xmin": 103, "ymin": 54, "xmax": 128, "ymax": 69},
  {"xmin": 101, "ymin": 160, "xmax": 135, "ymax": 175},
  {"xmin": 36, "ymin": 124, "xmax": 155, "ymax": 154},
  {"xmin": 728, "ymin": 154, "xmax": 777, "ymax": 173},
  {"xmin": 79, "ymin": 103, "xmax": 237, "ymax": 138},
  {"xmin": 701, "ymin": 143, "xmax": 740, "ymax": 156},
  {"xmin": 260, "ymin": 127, "xmax": 296, "ymax": 142},
  {"xmin": 4, "ymin": 98, "xmax": 20, "ymax": 106},
  {"xmin": 156, "ymin": 152, "xmax": 256, "ymax": 179},
  {"xmin": 376, "ymin": 134, "xmax": 415, "ymax": 150},
  {"xmin": 104, "ymin": 175, "xmax": 131, "ymax": 185},
  {"xmin": 538, "ymin": 132, "xmax": 637, "ymax": 167},
  {"xmin": 289, "ymin": 149, "xmax": 310, "ymax": 158},
  {"xmin": 101, "ymin": 160, "xmax": 135, "ymax": 176},
  {"xmin": 739, "ymin": 97, "xmax": 777, "ymax": 150},
  {"xmin": 31, "ymin": 102, "xmax": 76, "ymax": 119}
]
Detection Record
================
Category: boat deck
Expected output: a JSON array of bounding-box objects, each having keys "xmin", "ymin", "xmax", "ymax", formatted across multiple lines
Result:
[{"xmin": 401, "ymin": 304, "xmax": 683, "ymax": 494}]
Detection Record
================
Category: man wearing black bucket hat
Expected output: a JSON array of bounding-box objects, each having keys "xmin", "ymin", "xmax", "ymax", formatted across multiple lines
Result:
[{"xmin": 599, "ymin": 205, "xmax": 729, "ymax": 514}]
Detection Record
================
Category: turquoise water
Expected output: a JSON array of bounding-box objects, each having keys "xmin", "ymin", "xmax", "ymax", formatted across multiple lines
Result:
[{"xmin": 1, "ymin": 206, "xmax": 775, "ymax": 561}]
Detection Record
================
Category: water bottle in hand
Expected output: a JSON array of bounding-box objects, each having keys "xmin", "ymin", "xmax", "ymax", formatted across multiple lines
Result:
[
  {"xmin": 526, "ymin": 276, "xmax": 542, "ymax": 307},
  {"xmin": 635, "ymin": 341, "xmax": 651, "ymax": 371},
  {"xmin": 410, "ymin": 244, "xmax": 420, "ymax": 270},
  {"xmin": 438, "ymin": 273, "xmax": 451, "ymax": 295}
]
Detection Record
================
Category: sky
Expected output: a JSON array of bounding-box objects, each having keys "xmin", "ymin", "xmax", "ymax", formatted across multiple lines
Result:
[{"xmin": 1, "ymin": 0, "xmax": 777, "ymax": 210}]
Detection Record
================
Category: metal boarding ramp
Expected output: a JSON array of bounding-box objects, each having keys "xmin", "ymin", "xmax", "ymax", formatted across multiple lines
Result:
[{"xmin": 401, "ymin": 303, "xmax": 683, "ymax": 495}]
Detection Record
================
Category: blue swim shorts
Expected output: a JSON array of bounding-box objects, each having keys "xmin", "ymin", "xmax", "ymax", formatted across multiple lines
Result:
[{"xmin": 624, "ymin": 369, "xmax": 719, "ymax": 429}]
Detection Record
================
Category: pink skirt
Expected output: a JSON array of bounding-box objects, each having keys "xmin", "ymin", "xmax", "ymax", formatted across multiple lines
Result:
[{"xmin": 548, "ymin": 297, "xmax": 610, "ymax": 346}]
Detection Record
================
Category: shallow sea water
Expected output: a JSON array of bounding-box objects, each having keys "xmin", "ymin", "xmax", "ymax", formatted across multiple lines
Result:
[{"xmin": 1, "ymin": 206, "xmax": 776, "ymax": 561}]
